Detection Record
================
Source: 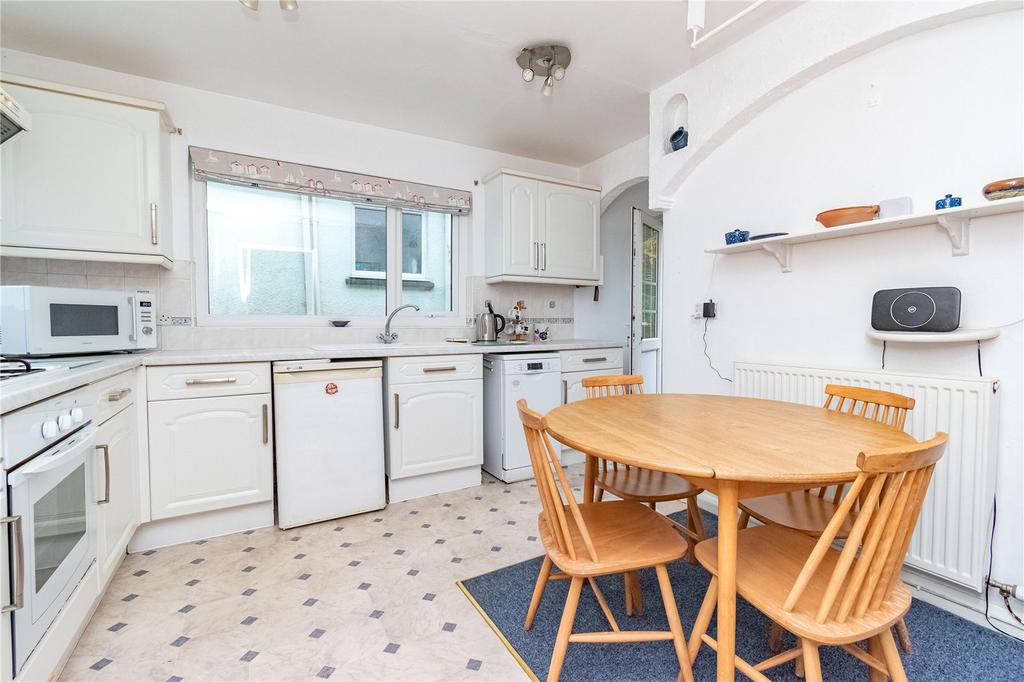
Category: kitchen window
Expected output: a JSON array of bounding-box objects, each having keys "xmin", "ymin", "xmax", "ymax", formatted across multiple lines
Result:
[{"xmin": 200, "ymin": 181, "xmax": 458, "ymax": 323}]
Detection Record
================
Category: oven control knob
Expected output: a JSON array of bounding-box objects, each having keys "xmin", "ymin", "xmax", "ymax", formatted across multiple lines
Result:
[
  {"xmin": 70, "ymin": 407, "xmax": 85, "ymax": 424},
  {"xmin": 142, "ymin": 326, "xmax": 153, "ymax": 335},
  {"xmin": 57, "ymin": 414, "xmax": 73, "ymax": 431},
  {"xmin": 41, "ymin": 419, "xmax": 59, "ymax": 438}
]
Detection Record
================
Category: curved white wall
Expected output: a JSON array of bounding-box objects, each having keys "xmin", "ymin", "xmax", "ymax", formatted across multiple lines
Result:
[{"xmin": 658, "ymin": 11, "xmax": 1024, "ymax": 593}]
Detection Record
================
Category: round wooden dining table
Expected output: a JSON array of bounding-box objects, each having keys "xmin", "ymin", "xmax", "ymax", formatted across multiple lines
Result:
[{"xmin": 544, "ymin": 393, "xmax": 916, "ymax": 682}]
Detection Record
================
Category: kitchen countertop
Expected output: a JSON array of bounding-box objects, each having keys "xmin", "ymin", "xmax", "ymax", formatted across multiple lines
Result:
[
  {"xmin": 1, "ymin": 339, "xmax": 623, "ymax": 414},
  {"xmin": 0, "ymin": 354, "xmax": 144, "ymax": 414}
]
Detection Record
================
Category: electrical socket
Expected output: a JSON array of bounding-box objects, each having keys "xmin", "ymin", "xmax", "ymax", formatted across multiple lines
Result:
[
  {"xmin": 158, "ymin": 314, "xmax": 172, "ymax": 325},
  {"xmin": 692, "ymin": 304, "xmax": 703, "ymax": 320},
  {"xmin": 548, "ymin": 300, "xmax": 556, "ymax": 309}
]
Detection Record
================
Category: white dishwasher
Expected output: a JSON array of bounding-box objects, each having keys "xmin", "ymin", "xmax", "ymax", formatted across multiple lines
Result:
[
  {"xmin": 272, "ymin": 359, "xmax": 386, "ymax": 529},
  {"xmin": 482, "ymin": 353, "xmax": 562, "ymax": 483}
]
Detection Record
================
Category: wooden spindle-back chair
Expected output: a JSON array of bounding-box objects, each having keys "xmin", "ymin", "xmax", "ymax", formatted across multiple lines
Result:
[
  {"xmin": 517, "ymin": 399, "xmax": 695, "ymax": 682},
  {"xmin": 739, "ymin": 384, "xmax": 917, "ymax": 651},
  {"xmin": 690, "ymin": 433, "xmax": 947, "ymax": 682}
]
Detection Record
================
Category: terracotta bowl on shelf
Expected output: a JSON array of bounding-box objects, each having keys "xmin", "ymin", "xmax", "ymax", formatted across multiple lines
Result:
[
  {"xmin": 815, "ymin": 205, "xmax": 879, "ymax": 228},
  {"xmin": 982, "ymin": 177, "xmax": 1024, "ymax": 201}
]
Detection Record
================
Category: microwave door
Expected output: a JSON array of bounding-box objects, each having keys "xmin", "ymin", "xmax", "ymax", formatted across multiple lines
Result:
[{"xmin": 31, "ymin": 294, "xmax": 132, "ymax": 355}]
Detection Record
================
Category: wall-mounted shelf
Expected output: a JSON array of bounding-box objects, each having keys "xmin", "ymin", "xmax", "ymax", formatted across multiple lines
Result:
[
  {"xmin": 867, "ymin": 328, "xmax": 1001, "ymax": 343},
  {"xmin": 705, "ymin": 197, "xmax": 1024, "ymax": 272}
]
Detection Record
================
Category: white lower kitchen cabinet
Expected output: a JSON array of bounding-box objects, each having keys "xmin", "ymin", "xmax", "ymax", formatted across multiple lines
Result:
[
  {"xmin": 385, "ymin": 355, "xmax": 483, "ymax": 502},
  {"xmin": 560, "ymin": 348, "xmax": 624, "ymax": 463},
  {"xmin": 147, "ymin": 393, "xmax": 273, "ymax": 520},
  {"xmin": 94, "ymin": 402, "xmax": 139, "ymax": 588}
]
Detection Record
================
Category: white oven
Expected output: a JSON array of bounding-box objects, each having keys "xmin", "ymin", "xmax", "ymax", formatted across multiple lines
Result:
[
  {"xmin": 0, "ymin": 285, "xmax": 156, "ymax": 356},
  {"xmin": 6, "ymin": 424, "xmax": 97, "ymax": 674}
]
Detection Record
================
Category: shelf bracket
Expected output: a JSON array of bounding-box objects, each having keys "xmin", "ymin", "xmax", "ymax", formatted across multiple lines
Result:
[
  {"xmin": 936, "ymin": 214, "xmax": 970, "ymax": 256},
  {"xmin": 761, "ymin": 243, "xmax": 792, "ymax": 273}
]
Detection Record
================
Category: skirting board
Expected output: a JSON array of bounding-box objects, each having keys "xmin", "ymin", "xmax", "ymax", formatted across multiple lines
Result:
[
  {"xmin": 128, "ymin": 501, "xmax": 274, "ymax": 553},
  {"xmin": 388, "ymin": 466, "xmax": 481, "ymax": 503}
]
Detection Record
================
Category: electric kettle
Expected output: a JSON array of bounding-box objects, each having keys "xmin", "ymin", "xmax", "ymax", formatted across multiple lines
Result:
[{"xmin": 476, "ymin": 302, "xmax": 506, "ymax": 341}]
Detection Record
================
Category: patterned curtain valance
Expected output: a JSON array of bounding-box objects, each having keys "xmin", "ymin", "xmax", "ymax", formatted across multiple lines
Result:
[{"xmin": 189, "ymin": 146, "xmax": 472, "ymax": 214}]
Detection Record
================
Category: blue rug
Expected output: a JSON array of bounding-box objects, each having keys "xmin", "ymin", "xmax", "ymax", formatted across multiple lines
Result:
[{"xmin": 458, "ymin": 511, "xmax": 1024, "ymax": 681}]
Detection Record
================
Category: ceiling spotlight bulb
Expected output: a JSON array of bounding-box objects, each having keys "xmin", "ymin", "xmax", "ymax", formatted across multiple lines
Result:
[
  {"xmin": 279, "ymin": 0, "xmax": 298, "ymax": 9},
  {"xmin": 551, "ymin": 65, "xmax": 566, "ymax": 81},
  {"xmin": 541, "ymin": 76, "xmax": 554, "ymax": 97},
  {"xmin": 239, "ymin": 0, "xmax": 259, "ymax": 9},
  {"xmin": 522, "ymin": 68, "xmax": 535, "ymax": 83}
]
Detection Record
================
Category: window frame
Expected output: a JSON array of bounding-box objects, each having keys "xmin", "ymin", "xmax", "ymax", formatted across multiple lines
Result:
[{"xmin": 192, "ymin": 180, "xmax": 464, "ymax": 328}]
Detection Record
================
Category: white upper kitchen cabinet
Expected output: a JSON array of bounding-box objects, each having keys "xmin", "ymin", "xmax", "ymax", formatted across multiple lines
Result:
[
  {"xmin": 484, "ymin": 169, "xmax": 601, "ymax": 285},
  {"xmin": 0, "ymin": 75, "xmax": 175, "ymax": 266}
]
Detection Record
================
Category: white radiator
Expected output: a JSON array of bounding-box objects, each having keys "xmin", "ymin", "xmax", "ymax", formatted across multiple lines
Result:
[{"xmin": 733, "ymin": 361, "xmax": 999, "ymax": 591}]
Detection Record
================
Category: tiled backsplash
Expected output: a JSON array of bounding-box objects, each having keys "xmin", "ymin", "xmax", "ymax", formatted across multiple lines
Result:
[{"xmin": 1, "ymin": 258, "xmax": 577, "ymax": 349}]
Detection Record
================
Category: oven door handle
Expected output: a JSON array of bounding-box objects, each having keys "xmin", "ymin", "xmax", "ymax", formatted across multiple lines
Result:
[
  {"xmin": 1, "ymin": 515, "xmax": 24, "ymax": 613},
  {"xmin": 7, "ymin": 425, "xmax": 97, "ymax": 486}
]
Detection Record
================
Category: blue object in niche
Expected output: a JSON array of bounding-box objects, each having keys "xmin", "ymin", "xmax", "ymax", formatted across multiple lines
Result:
[
  {"xmin": 935, "ymin": 193, "xmax": 962, "ymax": 210},
  {"xmin": 725, "ymin": 229, "xmax": 750, "ymax": 245},
  {"xmin": 669, "ymin": 127, "xmax": 689, "ymax": 151}
]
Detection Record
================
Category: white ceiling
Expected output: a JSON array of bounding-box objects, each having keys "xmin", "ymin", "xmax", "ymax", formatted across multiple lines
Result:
[{"xmin": 1, "ymin": 1, "xmax": 792, "ymax": 166}]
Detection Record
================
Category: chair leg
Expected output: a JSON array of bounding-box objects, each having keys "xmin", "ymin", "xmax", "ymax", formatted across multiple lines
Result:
[
  {"xmin": 623, "ymin": 571, "xmax": 644, "ymax": 616},
  {"xmin": 688, "ymin": 576, "xmax": 717, "ymax": 660},
  {"xmin": 547, "ymin": 576, "xmax": 583, "ymax": 682},
  {"xmin": 867, "ymin": 635, "xmax": 887, "ymax": 682},
  {"xmin": 649, "ymin": 501, "xmax": 657, "ymax": 510},
  {"xmin": 800, "ymin": 639, "xmax": 822, "ymax": 682},
  {"xmin": 738, "ymin": 510, "xmax": 751, "ymax": 529},
  {"xmin": 768, "ymin": 621, "xmax": 784, "ymax": 653},
  {"xmin": 595, "ymin": 487, "xmax": 605, "ymax": 502},
  {"xmin": 587, "ymin": 577, "xmax": 619, "ymax": 632},
  {"xmin": 879, "ymin": 627, "xmax": 908, "ymax": 682},
  {"xmin": 655, "ymin": 564, "xmax": 695, "ymax": 682},
  {"xmin": 525, "ymin": 555, "xmax": 553, "ymax": 630},
  {"xmin": 624, "ymin": 572, "xmax": 633, "ymax": 616},
  {"xmin": 894, "ymin": 616, "xmax": 913, "ymax": 654},
  {"xmin": 794, "ymin": 642, "xmax": 804, "ymax": 679},
  {"xmin": 686, "ymin": 497, "xmax": 705, "ymax": 565}
]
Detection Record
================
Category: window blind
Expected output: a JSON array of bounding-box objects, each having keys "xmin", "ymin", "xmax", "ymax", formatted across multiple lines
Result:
[{"xmin": 190, "ymin": 146, "xmax": 472, "ymax": 214}]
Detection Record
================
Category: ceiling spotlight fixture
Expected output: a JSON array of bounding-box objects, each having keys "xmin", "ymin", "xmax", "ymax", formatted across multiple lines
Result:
[
  {"xmin": 239, "ymin": 0, "xmax": 259, "ymax": 9},
  {"xmin": 516, "ymin": 45, "xmax": 571, "ymax": 97},
  {"xmin": 279, "ymin": 0, "xmax": 298, "ymax": 10}
]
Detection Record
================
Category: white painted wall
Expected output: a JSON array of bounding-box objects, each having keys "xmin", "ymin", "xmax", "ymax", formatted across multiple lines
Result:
[
  {"xmin": 1, "ymin": 48, "xmax": 584, "ymax": 346},
  {"xmin": 574, "ymin": 181, "xmax": 650, "ymax": 349},
  {"xmin": 578, "ymin": 135, "xmax": 649, "ymax": 211},
  {"xmin": 654, "ymin": 9, "xmax": 1024, "ymax": 606}
]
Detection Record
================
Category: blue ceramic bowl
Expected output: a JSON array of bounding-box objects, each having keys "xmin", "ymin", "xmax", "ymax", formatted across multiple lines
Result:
[
  {"xmin": 725, "ymin": 229, "xmax": 750, "ymax": 245},
  {"xmin": 669, "ymin": 127, "xmax": 689, "ymax": 152}
]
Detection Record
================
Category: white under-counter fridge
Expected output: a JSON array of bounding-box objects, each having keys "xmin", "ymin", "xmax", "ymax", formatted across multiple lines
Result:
[{"xmin": 272, "ymin": 359, "xmax": 386, "ymax": 529}]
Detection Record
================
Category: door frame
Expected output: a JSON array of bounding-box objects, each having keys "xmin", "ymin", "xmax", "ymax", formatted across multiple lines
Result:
[{"xmin": 630, "ymin": 207, "xmax": 663, "ymax": 389}]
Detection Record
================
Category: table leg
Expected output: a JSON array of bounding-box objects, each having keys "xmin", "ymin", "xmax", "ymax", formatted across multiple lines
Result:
[
  {"xmin": 716, "ymin": 481, "xmax": 739, "ymax": 682},
  {"xmin": 583, "ymin": 454, "xmax": 597, "ymax": 504}
]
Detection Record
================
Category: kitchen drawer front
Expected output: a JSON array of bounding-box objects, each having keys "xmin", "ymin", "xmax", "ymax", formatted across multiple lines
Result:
[
  {"xmin": 147, "ymin": 362, "xmax": 271, "ymax": 400},
  {"xmin": 386, "ymin": 354, "xmax": 482, "ymax": 385},
  {"xmin": 93, "ymin": 369, "xmax": 137, "ymax": 424},
  {"xmin": 559, "ymin": 347, "xmax": 624, "ymax": 373}
]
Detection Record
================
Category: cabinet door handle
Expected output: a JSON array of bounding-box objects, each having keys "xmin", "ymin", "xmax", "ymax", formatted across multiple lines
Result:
[
  {"xmin": 562, "ymin": 379, "xmax": 568, "ymax": 405},
  {"xmin": 96, "ymin": 444, "xmax": 111, "ymax": 505},
  {"xmin": 393, "ymin": 393, "xmax": 400, "ymax": 429},
  {"xmin": 582, "ymin": 356, "xmax": 608, "ymax": 364},
  {"xmin": 533, "ymin": 242, "xmax": 539, "ymax": 270},
  {"xmin": 422, "ymin": 366, "xmax": 457, "ymax": 373},
  {"xmin": 541, "ymin": 243, "xmax": 547, "ymax": 271},
  {"xmin": 108, "ymin": 387, "xmax": 132, "ymax": 401},
  {"xmin": 185, "ymin": 377, "xmax": 237, "ymax": 385},
  {"xmin": 1, "ymin": 515, "xmax": 24, "ymax": 613},
  {"xmin": 150, "ymin": 203, "xmax": 158, "ymax": 245},
  {"xmin": 262, "ymin": 404, "xmax": 269, "ymax": 444}
]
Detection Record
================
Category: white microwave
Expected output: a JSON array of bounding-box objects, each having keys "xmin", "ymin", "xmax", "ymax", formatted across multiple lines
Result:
[{"xmin": 0, "ymin": 285, "xmax": 157, "ymax": 356}]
